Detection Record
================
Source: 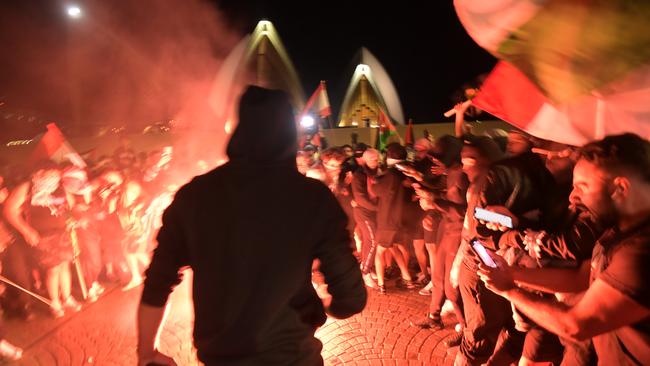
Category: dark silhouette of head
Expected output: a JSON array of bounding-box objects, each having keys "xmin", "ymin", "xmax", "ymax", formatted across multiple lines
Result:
[{"xmin": 227, "ymin": 86, "xmax": 297, "ymax": 164}]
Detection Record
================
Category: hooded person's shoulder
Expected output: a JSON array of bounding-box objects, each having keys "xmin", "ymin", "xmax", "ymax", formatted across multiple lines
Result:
[{"xmin": 168, "ymin": 165, "xmax": 230, "ymax": 201}]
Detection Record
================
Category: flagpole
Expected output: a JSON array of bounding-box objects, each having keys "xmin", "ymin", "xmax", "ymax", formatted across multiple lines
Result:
[
  {"xmin": 70, "ymin": 226, "xmax": 89, "ymax": 300},
  {"xmin": 0, "ymin": 275, "xmax": 52, "ymax": 306}
]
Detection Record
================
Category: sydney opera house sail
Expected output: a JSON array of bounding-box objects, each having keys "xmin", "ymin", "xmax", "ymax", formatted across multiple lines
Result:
[{"xmin": 338, "ymin": 48, "xmax": 404, "ymax": 127}]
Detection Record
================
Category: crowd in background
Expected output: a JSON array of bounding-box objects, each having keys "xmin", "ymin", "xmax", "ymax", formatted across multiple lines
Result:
[
  {"xmin": 299, "ymin": 101, "xmax": 650, "ymax": 366},
  {"xmin": 0, "ymin": 137, "xmax": 196, "ymax": 360},
  {"xmin": 1, "ymin": 99, "xmax": 649, "ymax": 365}
]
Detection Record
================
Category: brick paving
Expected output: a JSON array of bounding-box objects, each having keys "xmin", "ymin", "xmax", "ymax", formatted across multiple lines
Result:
[{"xmin": 4, "ymin": 273, "xmax": 458, "ymax": 365}]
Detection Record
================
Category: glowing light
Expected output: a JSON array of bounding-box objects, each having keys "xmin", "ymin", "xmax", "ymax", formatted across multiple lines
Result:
[
  {"xmin": 66, "ymin": 5, "xmax": 82, "ymax": 18},
  {"xmin": 300, "ymin": 115, "xmax": 315, "ymax": 128},
  {"xmin": 6, "ymin": 139, "xmax": 33, "ymax": 146},
  {"xmin": 354, "ymin": 64, "xmax": 370, "ymax": 76},
  {"xmin": 224, "ymin": 120, "xmax": 233, "ymax": 134}
]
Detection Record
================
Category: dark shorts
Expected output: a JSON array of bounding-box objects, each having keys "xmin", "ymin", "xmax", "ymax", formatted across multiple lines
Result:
[
  {"xmin": 423, "ymin": 211, "xmax": 442, "ymax": 244},
  {"xmin": 33, "ymin": 233, "xmax": 73, "ymax": 269},
  {"xmin": 413, "ymin": 221, "xmax": 424, "ymax": 241}
]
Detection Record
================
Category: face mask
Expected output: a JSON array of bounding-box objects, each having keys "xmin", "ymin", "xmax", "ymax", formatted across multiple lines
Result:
[{"xmin": 462, "ymin": 157, "xmax": 477, "ymax": 167}]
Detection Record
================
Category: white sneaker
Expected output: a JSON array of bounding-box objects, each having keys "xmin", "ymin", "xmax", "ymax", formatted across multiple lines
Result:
[
  {"xmin": 63, "ymin": 296, "xmax": 82, "ymax": 312},
  {"xmin": 363, "ymin": 273, "xmax": 378, "ymax": 289},
  {"xmin": 418, "ymin": 281, "xmax": 433, "ymax": 296},
  {"xmin": 0, "ymin": 340, "xmax": 23, "ymax": 361}
]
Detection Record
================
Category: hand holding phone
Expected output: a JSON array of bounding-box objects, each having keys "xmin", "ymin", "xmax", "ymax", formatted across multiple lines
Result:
[
  {"xmin": 474, "ymin": 207, "xmax": 514, "ymax": 229},
  {"xmin": 474, "ymin": 238, "xmax": 516, "ymax": 294},
  {"xmin": 470, "ymin": 238, "xmax": 498, "ymax": 268}
]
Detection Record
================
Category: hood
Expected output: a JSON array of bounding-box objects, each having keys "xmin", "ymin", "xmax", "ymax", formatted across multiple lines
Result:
[{"xmin": 226, "ymin": 85, "xmax": 298, "ymax": 164}]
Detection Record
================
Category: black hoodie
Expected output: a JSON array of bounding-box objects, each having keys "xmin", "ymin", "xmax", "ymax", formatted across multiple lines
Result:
[{"xmin": 142, "ymin": 86, "xmax": 366, "ymax": 365}]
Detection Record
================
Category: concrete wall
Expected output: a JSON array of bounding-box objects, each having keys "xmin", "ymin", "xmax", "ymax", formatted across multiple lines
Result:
[
  {"xmin": 1, "ymin": 120, "xmax": 515, "ymax": 166},
  {"xmin": 320, "ymin": 120, "xmax": 513, "ymax": 147}
]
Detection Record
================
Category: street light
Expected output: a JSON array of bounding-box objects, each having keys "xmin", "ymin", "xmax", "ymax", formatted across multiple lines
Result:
[
  {"xmin": 66, "ymin": 5, "xmax": 82, "ymax": 18},
  {"xmin": 300, "ymin": 115, "xmax": 315, "ymax": 129}
]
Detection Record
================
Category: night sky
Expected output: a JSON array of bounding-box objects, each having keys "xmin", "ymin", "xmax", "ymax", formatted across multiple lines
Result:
[
  {"xmin": 213, "ymin": 0, "xmax": 497, "ymax": 122},
  {"xmin": 0, "ymin": 0, "xmax": 496, "ymax": 130}
]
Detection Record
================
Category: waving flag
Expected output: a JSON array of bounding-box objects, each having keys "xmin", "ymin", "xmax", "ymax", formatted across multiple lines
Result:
[
  {"xmin": 473, "ymin": 62, "xmax": 650, "ymax": 146},
  {"xmin": 31, "ymin": 123, "xmax": 86, "ymax": 167},
  {"xmin": 375, "ymin": 107, "xmax": 401, "ymax": 151},
  {"xmin": 456, "ymin": 0, "xmax": 650, "ymax": 145},
  {"xmin": 301, "ymin": 81, "xmax": 332, "ymax": 118}
]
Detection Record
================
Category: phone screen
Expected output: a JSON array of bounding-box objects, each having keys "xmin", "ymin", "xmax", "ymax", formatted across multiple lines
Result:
[
  {"xmin": 474, "ymin": 207, "xmax": 513, "ymax": 228},
  {"xmin": 471, "ymin": 239, "xmax": 498, "ymax": 268}
]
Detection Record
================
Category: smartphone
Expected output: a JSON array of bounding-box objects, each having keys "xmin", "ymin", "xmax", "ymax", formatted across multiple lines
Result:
[
  {"xmin": 474, "ymin": 207, "xmax": 513, "ymax": 229},
  {"xmin": 470, "ymin": 238, "xmax": 498, "ymax": 268}
]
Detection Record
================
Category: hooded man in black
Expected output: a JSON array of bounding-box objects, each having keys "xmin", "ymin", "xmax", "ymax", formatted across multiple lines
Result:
[{"xmin": 137, "ymin": 86, "xmax": 367, "ymax": 366}]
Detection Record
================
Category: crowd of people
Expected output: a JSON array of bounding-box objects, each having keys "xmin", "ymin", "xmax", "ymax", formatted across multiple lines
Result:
[
  {"xmin": 1, "ymin": 90, "xmax": 649, "ymax": 365},
  {"xmin": 0, "ymin": 138, "xmax": 194, "ymax": 361},
  {"xmin": 295, "ymin": 101, "xmax": 650, "ymax": 366}
]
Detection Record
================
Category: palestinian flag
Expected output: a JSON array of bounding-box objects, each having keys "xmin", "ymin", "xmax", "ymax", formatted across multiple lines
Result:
[
  {"xmin": 456, "ymin": 0, "xmax": 650, "ymax": 145},
  {"xmin": 375, "ymin": 107, "xmax": 401, "ymax": 151},
  {"xmin": 31, "ymin": 123, "xmax": 86, "ymax": 168}
]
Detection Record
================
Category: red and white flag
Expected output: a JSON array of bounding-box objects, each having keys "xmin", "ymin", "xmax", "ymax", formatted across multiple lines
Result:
[
  {"xmin": 301, "ymin": 80, "xmax": 332, "ymax": 119},
  {"xmin": 472, "ymin": 62, "xmax": 650, "ymax": 146},
  {"xmin": 31, "ymin": 123, "xmax": 86, "ymax": 168}
]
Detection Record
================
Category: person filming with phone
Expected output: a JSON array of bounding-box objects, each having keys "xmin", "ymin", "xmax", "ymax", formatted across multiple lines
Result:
[{"xmin": 478, "ymin": 133, "xmax": 650, "ymax": 365}]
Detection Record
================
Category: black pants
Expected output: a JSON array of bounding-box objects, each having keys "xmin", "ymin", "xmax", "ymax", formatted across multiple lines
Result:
[
  {"xmin": 458, "ymin": 257, "xmax": 513, "ymax": 366},
  {"xmin": 1, "ymin": 239, "xmax": 36, "ymax": 314},
  {"xmin": 353, "ymin": 209, "xmax": 376, "ymax": 274}
]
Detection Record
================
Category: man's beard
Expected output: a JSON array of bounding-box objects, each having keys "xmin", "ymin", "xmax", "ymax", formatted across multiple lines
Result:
[{"xmin": 575, "ymin": 200, "xmax": 618, "ymax": 228}]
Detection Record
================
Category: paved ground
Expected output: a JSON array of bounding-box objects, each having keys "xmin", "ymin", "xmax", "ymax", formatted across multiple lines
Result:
[{"xmin": 4, "ymin": 272, "xmax": 459, "ymax": 365}]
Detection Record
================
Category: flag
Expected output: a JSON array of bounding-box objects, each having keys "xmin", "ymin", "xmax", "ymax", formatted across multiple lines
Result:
[
  {"xmin": 300, "ymin": 81, "xmax": 332, "ymax": 119},
  {"xmin": 405, "ymin": 118, "xmax": 414, "ymax": 146},
  {"xmin": 31, "ymin": 123, "xmax": 86, "ymax": 168},
  {"xmin": 456, "ymin": 0, "xmax": 650, "ymax": 145},
  {"xmin": 375, "ymin": 107, "xmax": 401, "ymax": 151},
  {"xmin": 454, "ymin": 0, "xmax": 650, "ymax": 103},
  {"xmin": 473, "ymin": 61, "xmax": 650, "ymax": 146}
]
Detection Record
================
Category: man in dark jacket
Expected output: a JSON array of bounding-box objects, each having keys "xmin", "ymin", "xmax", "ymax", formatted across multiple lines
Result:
[{"xmin": 136, "ymin": 86, "xmax": 367, "ymax": 366}]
